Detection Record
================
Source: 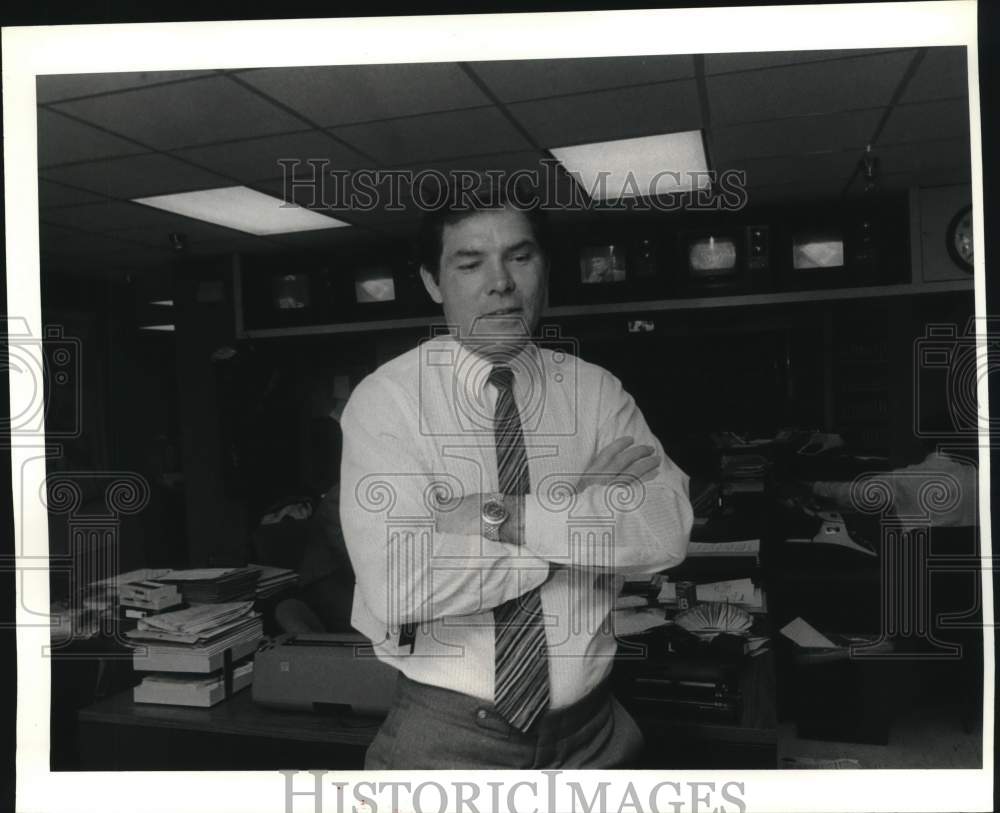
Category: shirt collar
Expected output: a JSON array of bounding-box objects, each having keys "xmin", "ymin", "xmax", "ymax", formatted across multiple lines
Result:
[{"xmin": 444, "ymin": 334, "xmax": 543, "ymax": 407}]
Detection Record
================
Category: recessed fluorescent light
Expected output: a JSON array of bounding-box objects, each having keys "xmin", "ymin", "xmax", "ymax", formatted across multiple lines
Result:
[
  {"xmin": 149, "ymin": 299, "xmax": 174, "ymax": 306},
  {"xmin": 140, "ymin": 324, "xmax": 175, "ymax": 332},
  {"xmin": 132, "ymin": 186, "xmax": 350, "ymax": 236},
  {"xmin": 550, "ymin": 131, "xmax": 709, "ymax": 201}
]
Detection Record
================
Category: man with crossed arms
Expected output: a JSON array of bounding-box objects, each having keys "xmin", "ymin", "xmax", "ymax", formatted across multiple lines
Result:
[{"xmin": 340, "ymin": 187, "xmax": 692, "ymax": 769}]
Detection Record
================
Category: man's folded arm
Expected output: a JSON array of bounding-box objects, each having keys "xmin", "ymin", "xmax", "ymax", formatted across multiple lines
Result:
[
  {"xmin": 339, "ymin": 380, "xmax": 548, "ymax": 629},
  {"xmin": 521, "ymin": 372, "xmax": 692, "ymax": 575}
]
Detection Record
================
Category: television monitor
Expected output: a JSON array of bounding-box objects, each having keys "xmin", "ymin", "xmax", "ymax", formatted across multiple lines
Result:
[
  {"xmin": 580, "ymin": 245, "xmax": 627, "ymax": 284},
  {"xmin": 354, "ymin": 266, "xmax": 396, "ymax": 303},
  {"xmin": 687, "ymin": 235, "xmax": 738, "ymax": 279},
  {"xmin": 273, "ymin": 273, "xmax": 310, "ymax": 310},
  {"xmin": 792, "ymin": 230, "xmax": 845, "ymax": 270}
]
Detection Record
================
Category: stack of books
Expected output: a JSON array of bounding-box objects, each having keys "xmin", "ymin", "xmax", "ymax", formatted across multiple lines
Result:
[
  {"xmin": 156, "ymin": 567, "xmax": 262, "ymax": 603},
  {"xmin": 246, "ymin": 564, "xmax": 299, "ymax": 599},
  {"xmin": 119, "ymin": 580, "xmax": 184, "ymax": 620},
  {"xmin": 127, "ymin": 601, "xmax": 263, "ymax": 707}
]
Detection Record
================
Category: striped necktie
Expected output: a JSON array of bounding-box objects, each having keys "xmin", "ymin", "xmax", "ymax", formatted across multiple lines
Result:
[{"xmin": 489, "ymin": 364, "xmax": 550, "ymax": 732}]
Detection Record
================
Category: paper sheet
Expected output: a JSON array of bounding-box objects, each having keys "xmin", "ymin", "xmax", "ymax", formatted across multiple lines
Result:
[
  {"xmin": 158, "ymin": 568, "xmax": 244, "ymax": 581},
  {"xmin": 779, "ymin": 617, "xmax": 838, "ymax": 648}
]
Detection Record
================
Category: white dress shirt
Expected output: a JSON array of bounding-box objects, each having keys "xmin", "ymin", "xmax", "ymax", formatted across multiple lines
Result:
[{"xmin": 340, "ymin": 334, "xmax": 692, "ymax": 708}]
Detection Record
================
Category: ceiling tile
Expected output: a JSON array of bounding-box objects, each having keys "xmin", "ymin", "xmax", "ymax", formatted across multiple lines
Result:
[
  {"xmin": 707, "ymin": 50, "xmax": 916, "ymax": 125},
  {"xmin": 874, "ymin": 138, "xmax": 970, "ymax": 176},
  {"xmin": 259, "ymin": 152, "xmax": 561, "ymax": 226},
  {"xmin": 268, "ymin": 225, "xmax": 378, "ymax": 251},
  {"xmin": 40, "ymin": 200, "xmax": 179, "ymax": 232},
  {"xmin": 470, "ymin": 55, "xmax": 694, "ymax": 102},
  {"xmin": 37, "ymin": 70, "xmax": 213, "ymax": 104},
  {"xmin": 329, "ymin": 199, "xmax": 424, "ymax": 228},
  {"xmin": 704, "ymin": 48, "xmax": 893, "ymax": 75},
  {"xmin": 112, "ymin": 221, "xmax": 280, "ymax": 252},
  {"xmin": 744, "ymin": 179, "xmax": 844, "ymax": 204},
  {"xmin": 174, "ymin": 130, "xmax": 369, "ymax": 183},
  {"xmin": 38, "ymin": 179, "xmax": 107, "ymax": 208},
  {"xmin": 252, "ymin": 171, "xmax": 420, "ymax": 219},
  {"xmin": 396, "ymin": 150, "xmax": 555, "ymax": 195},
  {"xmin": 509, "ymin": 81, "xmax": 701, "ymax": 149},
  {"xmin": 50, "ymin": 75, "xmax": 306, "ymax": 150},
  {"xmin": 711, "ymin": 108, "xmax": 882, "ymax": 162},
  {"xmin": 38, "ymin": 199, "xmax": 271, "ymax": 242},
  {"xmin": 715, "ymin": 151, "xmax": 859, "ymax": 189},
  {"xmin": 877, "ymin": 98, "xmax": 970, "ymax": 145},
  {"xmin": 237, "ymin": 63, "xmax": 491, "ymax": 127},
  {"xmin": 41, "ymin": 153, "xmax": 231, "ymax": 199},
  {"xmin": 399, "ymin": 149, "xmax": 548, "ymax": 175},
  {"xmin": 901, "ymin": 47, "xmax": 968, "ymax": 103},
  {"xmin": 38, "ymin": 109, "xmax": 149, "ymax": 168},
  {"xmin": 251, "ymin": 175, "xmax": 345, "ymax": 211},
  {"xmin": 38, "ymin": 222, "xmax": 162, "ymax": 255},
  {"xmin": 331, "ymin": 107, "xmax": 531, "ymax": 165}
]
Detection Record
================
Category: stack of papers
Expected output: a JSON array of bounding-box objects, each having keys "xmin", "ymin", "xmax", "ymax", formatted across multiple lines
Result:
[
  {"xmin": 246, "ymin": 564, "xmax": 299, "ymax": 599},
  {"xmin": 134, "ymin": 661, "xmax": 255, "ymax": 707},
  {"xmin": 157, "ymin": 568, "xmax": 261, "ymax": 602},
  {"xmin": 658, "ymin": 577, "xmax": 766, "ymax": 612},
  {"xmin": 721, "ymin": 454, "xmax": 768, "ymax": 479},
  {"xmin": 91, "ymin": 568, "xmax": 173, "ymax": 590},
  {"xmin": 129, "ymin": 601, "xmax": 258, "ymax": 644},
  {"xmin": 119, "ymin": 580, "xmax": 183, "ymax": 618},
  {"xmin": 126, "ymin": 602, "xmax": 263, "ymax": 676}
]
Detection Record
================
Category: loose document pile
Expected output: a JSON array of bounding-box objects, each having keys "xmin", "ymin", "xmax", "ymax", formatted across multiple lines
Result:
[{"xmin": 127, "ymin": 601, "xmax": 263, "ymax": 707}]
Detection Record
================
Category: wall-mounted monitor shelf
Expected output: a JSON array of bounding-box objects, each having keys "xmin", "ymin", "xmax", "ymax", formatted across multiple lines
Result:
[{"xmin": 235, "ymin": 278, "xmax": 972, "ymax": 339}]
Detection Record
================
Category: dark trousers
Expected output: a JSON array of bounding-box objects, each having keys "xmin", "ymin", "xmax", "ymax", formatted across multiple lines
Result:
[{"xmin": 364, "ymin": 674, "xmax": 644, "ymax": 769}]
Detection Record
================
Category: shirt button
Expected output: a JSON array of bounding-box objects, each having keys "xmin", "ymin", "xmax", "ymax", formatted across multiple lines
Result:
[{"xmin": 477, "ymin": 709, "xmax": 488, "ymax": 720}]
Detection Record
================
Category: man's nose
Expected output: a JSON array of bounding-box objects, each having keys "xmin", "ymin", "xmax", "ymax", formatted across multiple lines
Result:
[{"xmin": 487, "ymin": 258, "xmax": 516, "ymax": 294}]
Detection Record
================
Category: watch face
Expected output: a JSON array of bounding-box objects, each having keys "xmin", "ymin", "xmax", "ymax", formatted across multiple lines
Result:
[
  {"xmin": 483, "ymin": 500, "xmax": 507, "ymax": 523},
  {"xmin": 946, "ymin": 205, "xmax": 973, "ymax": 273}
]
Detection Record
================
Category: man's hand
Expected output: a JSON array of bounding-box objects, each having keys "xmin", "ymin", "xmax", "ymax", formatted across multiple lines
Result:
[{"xmin": 575, "ymin": 436, "xmax": 660, "ymax": 494}]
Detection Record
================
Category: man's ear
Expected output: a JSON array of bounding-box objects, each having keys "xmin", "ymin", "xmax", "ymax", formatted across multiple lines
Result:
[{"xmin": 420, "ymin": 266, "xmax": 444, "ymax": 304}]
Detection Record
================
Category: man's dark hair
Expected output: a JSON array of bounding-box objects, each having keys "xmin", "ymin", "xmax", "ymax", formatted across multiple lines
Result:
[{"xmin": 416, "ymin": 176, "xmax": 550, "ymax": 282}]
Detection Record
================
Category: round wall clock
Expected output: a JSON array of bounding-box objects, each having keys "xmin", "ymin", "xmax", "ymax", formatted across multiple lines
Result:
[{"xmin": 945, "ymin": 204, "xmax": 973, "ymax": 273}]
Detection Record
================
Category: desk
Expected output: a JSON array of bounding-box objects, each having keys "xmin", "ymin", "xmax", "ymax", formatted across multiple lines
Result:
[
  {"xmin": 77, "ymin": 646, "xmax": 776, "ymax": 771},
  {"xmin": 615, "ymin": 635, "xmax": 778, "ymax": 768},
  {"xmin": 77, "ymin": 688, "xmax": 379, "ymax": 770}
]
